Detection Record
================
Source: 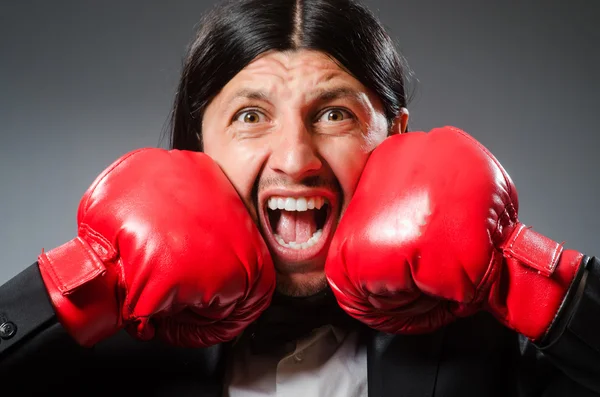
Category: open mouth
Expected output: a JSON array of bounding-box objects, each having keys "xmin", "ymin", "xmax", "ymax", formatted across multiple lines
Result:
[{"xmin": 259, "ymin": 194, "xmax": 336, "ymax": 262}]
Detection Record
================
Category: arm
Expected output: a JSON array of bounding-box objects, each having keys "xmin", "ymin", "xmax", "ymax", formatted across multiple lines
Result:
[
  {"xmin": 325, "ymin": 126, "xmax": 600, "ymax": 394},
  {"xmin": 535, "ymin": 256, "xmax": 600, "ymax": 393},
  {"xmin": 0, "ymin": 262, "xmax": 232, "ymax": 395},
  {"xmin": 0, "ymin": 262, "xmax": 88, "ymax": 373},
  {"xmin": 6, "ymin": 148, "xmax": 274, "ymax": 352}
]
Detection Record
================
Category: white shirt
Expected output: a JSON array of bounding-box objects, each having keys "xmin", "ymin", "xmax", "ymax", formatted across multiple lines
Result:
[{"xmin": 224, "ymin": 325, "xmax": 368, "ymax": 397}]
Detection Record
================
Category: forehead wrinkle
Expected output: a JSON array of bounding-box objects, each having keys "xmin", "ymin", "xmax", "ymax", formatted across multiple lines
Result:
[
  {"xmin": 227, "ymin": 51, "xmax": 373, "ymax": 107},
  {"xmin": 246, "ymin": 51, "xmax": 290, "ymax": 70}
]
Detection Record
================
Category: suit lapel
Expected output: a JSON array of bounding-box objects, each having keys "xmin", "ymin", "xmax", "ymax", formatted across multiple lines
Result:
[
  {"xmin": 366, "ymin": 327, "xmax": 445, "ymax": 397},
  {"xmin": 92, "ymin": 331, "xmax": 230, "ymax": 397}
]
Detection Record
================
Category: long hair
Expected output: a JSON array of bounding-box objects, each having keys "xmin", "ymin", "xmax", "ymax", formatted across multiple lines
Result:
[{"xmin": 168, "ymin": 0, "xmax": 413, "ymax": 151}]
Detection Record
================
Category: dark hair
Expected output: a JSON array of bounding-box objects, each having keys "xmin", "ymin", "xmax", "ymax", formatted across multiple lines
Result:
[{"xmin": 168, "ymin": 0, "xmax": 413, "ymax": 151}]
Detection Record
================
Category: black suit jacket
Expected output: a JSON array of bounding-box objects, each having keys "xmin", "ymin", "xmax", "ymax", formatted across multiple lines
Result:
[{"xmin": 1, "ymin": 257, "xmax": 599, "ymax": 397}]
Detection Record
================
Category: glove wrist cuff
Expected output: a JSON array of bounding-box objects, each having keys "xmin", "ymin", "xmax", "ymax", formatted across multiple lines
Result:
[
  {"xmin": 488, "ymin": 225, "xmax": 583, "ymax": 341},
  {"xmin": 38, "ymin": 237, "xmax": 121, "ymax": 347}
]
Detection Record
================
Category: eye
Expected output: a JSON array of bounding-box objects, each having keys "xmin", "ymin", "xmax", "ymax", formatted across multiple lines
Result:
[
  {"xmin": 234, "ymin": 109, "xmax": 266, "ymax": 124},
  {"xmin": 317, "ymin": 108, "xmax": 353, "ymax": 122}
]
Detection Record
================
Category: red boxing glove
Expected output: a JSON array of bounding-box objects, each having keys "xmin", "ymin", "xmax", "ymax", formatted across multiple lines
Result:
[
  {"xmin": 38, "ymin": 148, "xmax": 275, "ymax": 347},
  {"xmin": 326, "ymin": 126, "xmax": 583, "ymax": 342}
]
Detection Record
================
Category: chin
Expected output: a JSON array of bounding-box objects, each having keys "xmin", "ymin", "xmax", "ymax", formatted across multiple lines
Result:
[{"xmin": 274, "ymin": 269, "xmax": 329, "ymax": 297}]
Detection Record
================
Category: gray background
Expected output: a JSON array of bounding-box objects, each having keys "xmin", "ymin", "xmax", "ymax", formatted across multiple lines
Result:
[{"xmin": 0, "ymin": 0, "xmax": 598, "ymax": 284}]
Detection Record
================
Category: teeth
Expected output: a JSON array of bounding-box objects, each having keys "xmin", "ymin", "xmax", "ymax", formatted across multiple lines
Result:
[
  {"xmin": 296, "ymin": 197, "xmax": 307, "ymax": 211},
  {"xmin": 274, "ymin": 229, "xmax": 324, "ymax": 250},
  {"xmin": 267, "ymin": 196, "xmax": 327, "ymax": 211},
  {"xmin": 284, "ymin": 198, "xmax": 295, "ymax": 211},
  {"xmin": 266, "ymin": 196, "xmax": 329, "ymax": 250}
]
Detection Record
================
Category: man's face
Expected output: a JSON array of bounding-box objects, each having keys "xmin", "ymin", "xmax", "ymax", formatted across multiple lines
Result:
[{"xmin": 203, "ymin": 49, "xmax": 404, "ymax": 296}]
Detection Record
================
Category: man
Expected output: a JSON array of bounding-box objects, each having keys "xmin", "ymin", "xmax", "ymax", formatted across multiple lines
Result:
[{"xmin": 0, "ymin": 0, "xmax": 598, "ymax": 396}]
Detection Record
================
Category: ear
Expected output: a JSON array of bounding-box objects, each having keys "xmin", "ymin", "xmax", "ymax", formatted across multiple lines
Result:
[{"xmin": 389, "ymin": 107, "xmax": 409, "ymax": 136}]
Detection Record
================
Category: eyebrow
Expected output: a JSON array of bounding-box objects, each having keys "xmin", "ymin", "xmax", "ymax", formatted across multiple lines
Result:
[
  {"xmin": 309, "ymin": 86, "xmax": 363, "ymax": 102},
  {"xmin": 230, "ymin": 88, "xmax": 270, "ymax": 101}
]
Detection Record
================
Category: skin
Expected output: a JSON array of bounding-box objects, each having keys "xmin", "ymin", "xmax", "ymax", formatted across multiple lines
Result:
[{"xmin": 203, "ymin": 49, "xmax": 409, "ymax": 296}]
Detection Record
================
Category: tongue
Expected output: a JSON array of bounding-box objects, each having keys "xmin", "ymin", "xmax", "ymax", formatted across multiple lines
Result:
[{"xmin": 275, "ymin": 210, "xmax": 316, "ymax": 244}]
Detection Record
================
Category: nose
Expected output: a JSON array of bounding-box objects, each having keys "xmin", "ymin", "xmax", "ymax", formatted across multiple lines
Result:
[{"xmin": 268, "ymin": 119, "xmax": 322, "ymax": 181}]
